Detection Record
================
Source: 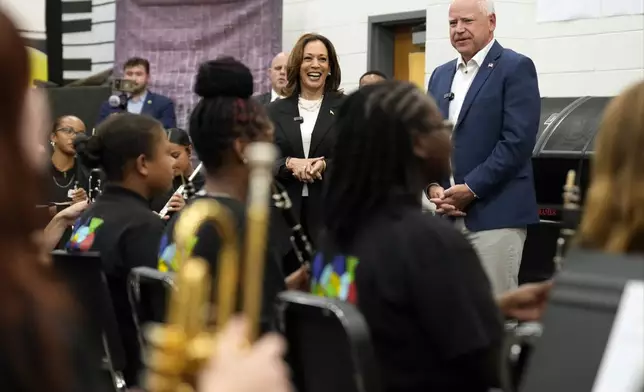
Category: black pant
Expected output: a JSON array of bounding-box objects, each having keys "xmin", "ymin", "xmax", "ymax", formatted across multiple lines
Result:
[{"xmin": 282, "ymin": 197, "xmax": 310, "ymax": 276}]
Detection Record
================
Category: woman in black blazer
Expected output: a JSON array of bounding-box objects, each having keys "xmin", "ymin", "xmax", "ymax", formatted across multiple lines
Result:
[{"xmin": 267, "ymin": 33, "xmax": 344, "ymax": 273}]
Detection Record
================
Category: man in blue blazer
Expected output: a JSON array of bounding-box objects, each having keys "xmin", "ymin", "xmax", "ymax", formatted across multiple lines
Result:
[
  {"xmin": 96, "ymin": 57, "xmax": 177, "ymax": 129},
  {"xmin": 427, "ymin": 0, "xmax": 540, "ymax": 295}
]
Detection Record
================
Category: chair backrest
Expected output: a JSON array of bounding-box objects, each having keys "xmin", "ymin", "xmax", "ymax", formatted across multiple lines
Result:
[
  {"xmin": 276, "ymin": 291, "xmax": 381, "ymax": 392},
  {"xmin": 127, "ymin": 267, "xmax": 174, "ymax": 347},
  {"xmin": 51, "ymin": 250, "xmax": 127, "ymax": 371}
]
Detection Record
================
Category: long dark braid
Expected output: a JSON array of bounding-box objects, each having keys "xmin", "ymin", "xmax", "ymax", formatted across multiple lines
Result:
[{"xmin": 323, "ymin": 81, "xmax": 447, "ymax": 250}]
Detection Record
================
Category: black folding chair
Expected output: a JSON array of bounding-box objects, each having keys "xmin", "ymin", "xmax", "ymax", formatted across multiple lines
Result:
[
  {"xmin": 51, "ymin": 251, "xmax": 128, "ymax": 392},
  {"xmin": 276, "ymin": 291, "xmax": 382, "ymax": 392},
  {"xmin": 127, "ymin": 266, "xmax": 175, "ymax": 349}
]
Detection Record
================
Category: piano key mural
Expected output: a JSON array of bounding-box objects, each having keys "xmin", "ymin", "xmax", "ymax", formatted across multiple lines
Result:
[
  {"xmin": 61, "ymin": 0, "xmax": 115, "ymax": 83},
  {"xmin": 1, "ymin": 0, "xmax": 116, "ymax": 85}
]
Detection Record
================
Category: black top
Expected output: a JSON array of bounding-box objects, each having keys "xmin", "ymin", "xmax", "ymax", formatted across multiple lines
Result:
[
  {"xmin": 267, "ymin": 92, "xmax": 345, "ymax": 251},
  {"xmin": 311, "ymin": 205, "xmax": 503, "ymax": 392},
  {"xmin": 46, "ymin": 159, "xmax": 91, "ymax": 248},
  {"xmin": 158, "ymin": 194, "xmax": 286, "ymax": 332},
  {"xmin": 65, "ymin": 185, "xmax": 165, "ymax": 385}
]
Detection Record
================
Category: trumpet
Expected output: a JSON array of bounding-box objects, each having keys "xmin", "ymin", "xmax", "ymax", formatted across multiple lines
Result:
[
  {"xmin": 553, "ymin": 169, "xmax": 581, "ymax": 271},
  {"xmin": 144, "ymin": 142, "xmax": 278, "ymax": 392}
]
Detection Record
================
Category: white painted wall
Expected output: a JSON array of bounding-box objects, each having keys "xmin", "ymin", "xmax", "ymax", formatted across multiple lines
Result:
[{"xmin": 283, "ymin": 0, "xmax": 644, "ymax": 97}]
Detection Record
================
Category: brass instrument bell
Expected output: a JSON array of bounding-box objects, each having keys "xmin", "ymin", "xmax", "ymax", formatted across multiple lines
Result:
[{"xmin": 144, "ymin": 142, "xmax": 278, "ymax": 392}]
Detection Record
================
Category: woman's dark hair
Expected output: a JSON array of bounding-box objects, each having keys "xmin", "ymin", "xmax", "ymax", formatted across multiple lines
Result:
[
  {"xmin": 0, "ymin": 10, "xmax": 75, "ymax": 392},
  {"xmin": 323, "ymin": 80, "xmax": 447, "ymax": 250},
  {"xmin": 166, "ymin": 127, "xmax": 191, "ymax": 146},
  {"xmin": 189, "ymin": 56, "xmax": 271, "ymax": 172},
  {"xmin": 76, "ymin": 113, "xmax": 164, "ymax": 181},
  {"xmin": 282, "ymin": 33, "xmax": 342, "ymax": 98}
]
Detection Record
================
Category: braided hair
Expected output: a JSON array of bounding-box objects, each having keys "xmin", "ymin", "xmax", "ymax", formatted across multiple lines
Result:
[
  {"xmin": 190, "ymin": 57, "xmax": 272, "ymax": 172},
  {"xmin": 323, "ymin": 80, "xmax": 451, "ymax": 249}
]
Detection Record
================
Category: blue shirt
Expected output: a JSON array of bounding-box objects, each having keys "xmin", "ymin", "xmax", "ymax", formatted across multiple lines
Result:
[{"xmin": 127, "ymin": 91, "xmax": 148, "ymax": 114}]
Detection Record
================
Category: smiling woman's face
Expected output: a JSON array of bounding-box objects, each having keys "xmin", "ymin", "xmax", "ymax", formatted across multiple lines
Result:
[{"xmin": 298, "ymin": 40, "xmax": 329, "ymax": 94}]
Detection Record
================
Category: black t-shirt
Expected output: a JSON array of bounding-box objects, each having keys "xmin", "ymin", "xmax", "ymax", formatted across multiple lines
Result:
[
  {"xmin": 47, "ymin": 159, "xmax": 91, "ymax": 248},
  {"xmin": 311, "ymin": 205, "xmax": 503, "ymax": 392},
  {"xmin": 158, "ymin": 194, "xmax": 286, "ymax": 332},
  {"xmin": 65, "ymin": 185, "xmax": 165, "ymax": 385}
]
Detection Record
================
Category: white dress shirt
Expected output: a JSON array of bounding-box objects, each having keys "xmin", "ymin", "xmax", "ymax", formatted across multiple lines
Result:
[
  {"xmin": 271, "ymin": 89, "xmax": 282, "ymax": 102},
  {"xmin": 298, "ymin": 98, "xmax": 321, "ymax": 197}
]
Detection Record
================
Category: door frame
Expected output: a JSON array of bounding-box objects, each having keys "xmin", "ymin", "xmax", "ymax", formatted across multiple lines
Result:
[{"xmin": 367, "ymin": 10, "xmax": 426, "ymax": 79}]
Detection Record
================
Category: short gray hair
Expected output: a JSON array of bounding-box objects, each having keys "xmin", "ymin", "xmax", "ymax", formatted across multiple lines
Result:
[
  {"xmin": 481, "ymin": 0, "xmax": 495, "ymax": 15},
  {"xmin": 450, "ymin": 0, "xmax": 496, "ymax": 15}
]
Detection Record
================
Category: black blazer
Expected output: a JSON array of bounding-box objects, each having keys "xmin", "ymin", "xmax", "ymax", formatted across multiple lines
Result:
[{"xmin": 267, "ymin": 92, "xmax": 345, "ymax": 252}]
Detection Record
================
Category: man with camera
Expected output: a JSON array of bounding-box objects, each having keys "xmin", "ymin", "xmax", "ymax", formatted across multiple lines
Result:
[{"xmin": 96, "ymin": 57, "xmax": 177, "ymax": 129}]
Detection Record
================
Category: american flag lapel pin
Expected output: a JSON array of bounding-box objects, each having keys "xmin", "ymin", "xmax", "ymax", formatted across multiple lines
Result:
[{"xmin": 488, "ymin": 62, "xmax": 494, "ymax": 68}]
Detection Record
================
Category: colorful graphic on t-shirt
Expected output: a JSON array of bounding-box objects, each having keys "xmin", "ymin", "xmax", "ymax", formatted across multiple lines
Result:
[
  {"xmin": 67, "ymin": 217, "xmax": 104, "ymax": 252},
  {"xmin": 158, "ymin": 233, "xmax": 198, "ymax": 272},
  {"xmin": 310, "ymin": 253, "xmax": 359, "ymax": 304}
]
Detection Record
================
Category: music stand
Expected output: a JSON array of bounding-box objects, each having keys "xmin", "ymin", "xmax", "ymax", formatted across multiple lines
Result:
[{"xmin": 520, "ymin": 249, "xmax": 644, "ymax": 392}]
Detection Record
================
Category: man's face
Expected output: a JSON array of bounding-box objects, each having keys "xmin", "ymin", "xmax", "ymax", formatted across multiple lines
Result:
[
  {"xmin": 449, "ymin": 0, "xmax": 495, "ymax": 61},
  {"xmin": 123, "ymin": 65, "xmax": 149, "ymax": 94},
  {"xmin": 359, "ymin": 73, "xmax": 385, "ymax": 88},
  {"xmin": 269, "ymin": 53, "xmax": 288, "ymax": 92}
]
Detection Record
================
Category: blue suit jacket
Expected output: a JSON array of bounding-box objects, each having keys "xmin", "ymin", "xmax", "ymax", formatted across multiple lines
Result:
[
  {"xmin": 96, "ymin": 91, "xmax": 177, "ymax": 129},
  {"xmin": 427, "ymin": 41, "xmax": 540, "ymax": 231}
]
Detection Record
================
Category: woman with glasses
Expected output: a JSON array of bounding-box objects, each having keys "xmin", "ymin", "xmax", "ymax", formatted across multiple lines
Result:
[{"xmin": 47, "ymin": 115, "xmax": 88, "ymax": 246}]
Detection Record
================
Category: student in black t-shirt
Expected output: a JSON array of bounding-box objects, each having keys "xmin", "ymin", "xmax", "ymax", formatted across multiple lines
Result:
[
  {"xmin": 47, "ymin": 115, "xmax": 89, "ymax": 247},
  {"xmin": 67, "ymin": 112, "xmax": 175, "ymax": 386},
  {"xmin": 150, "ymin": 127, "xmax": 203, "ymax": 213},
  {"xmin": 158, "ymin": 57, "xmax": 294, "ymax": 334},
  {"xmin": 311, "ymin": 81, "xmax": 504, "ymax": 391}
]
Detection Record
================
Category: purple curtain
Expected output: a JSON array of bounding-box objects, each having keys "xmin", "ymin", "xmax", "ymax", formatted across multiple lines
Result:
[{"xmin": 114, "ymin": 0, "xmax": 282, "ymax": 128}]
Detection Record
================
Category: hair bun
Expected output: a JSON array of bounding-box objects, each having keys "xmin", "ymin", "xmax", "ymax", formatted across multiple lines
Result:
[
  {"xmin": 194, "ymin": 57, "xmax": 254, "ymax": 99},
  {"xmin": 75, "ymin": 134, "xmax": 102, "ymax": 168}
]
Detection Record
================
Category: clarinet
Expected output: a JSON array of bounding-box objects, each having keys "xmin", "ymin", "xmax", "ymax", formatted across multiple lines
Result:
[
  {"xmin": 553, "ymin": 170, "xmax": 581, "ymax": 271},
  {"xmin": 88, "ymin": 168, "xmax": 103, "ymax": 203},
  {"xmin": 158, "ymin": 162, "xmax": 203, "ymax": 218},
  {"xmin": 272, "ymin": 181, "xmax": 313, "ymax": 267}
]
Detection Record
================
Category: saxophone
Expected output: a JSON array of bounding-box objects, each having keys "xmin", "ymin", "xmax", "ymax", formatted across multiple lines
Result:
[{"xmin": 144, "ymin": 142, "xmax": 278, "ymax": 392}]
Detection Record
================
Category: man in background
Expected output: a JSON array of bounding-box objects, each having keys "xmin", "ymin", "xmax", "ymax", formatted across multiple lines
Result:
[
  {"xmin": 359, "ymin": 70, "xmax": 387, "ymax": 87},
  {"xmin": 256, "ymin": 52, "xmax": 288, "ymax": 105},
  {"xmin": 96, "ymin": 57, "xmax": 176, "ymax": 128},
  {"xmin": 427, "ymin": 0, "xmax": 540, "ymax": 295}
]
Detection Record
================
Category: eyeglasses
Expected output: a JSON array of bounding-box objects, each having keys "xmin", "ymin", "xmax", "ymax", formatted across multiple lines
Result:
[{"xmin": 55, "ymin": 127, "xmax": 79, "ymax": 135}]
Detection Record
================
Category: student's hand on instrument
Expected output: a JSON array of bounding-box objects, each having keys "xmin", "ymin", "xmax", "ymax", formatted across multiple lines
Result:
[
  {"xmin": 71, "ymin": 188, "xmax": 88, "ymax": 204},
  {"xmin": 165, "ymin": 193, "xmax": 186, "ymax": 218},
  {"xmin": 55, "ymin": 200, "xmax": 89, "ymax": 226},
  {"xmin": 199, "ymin": 317, "xmax": 292, "ymax": 392},
  {"xmin": 497, "ymin": 281, "xmax": 553, "ymax": 321}
]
